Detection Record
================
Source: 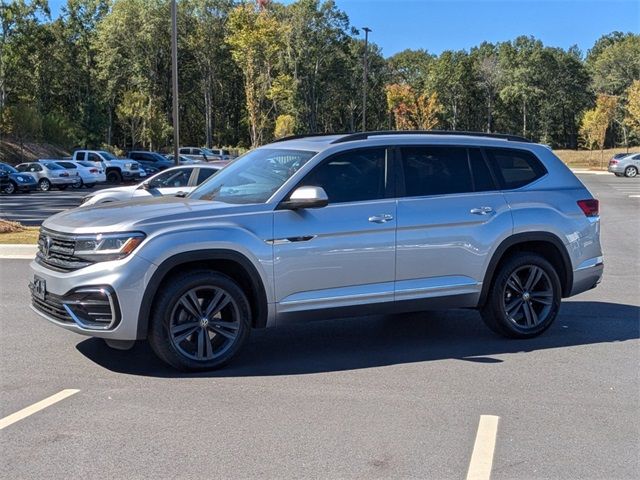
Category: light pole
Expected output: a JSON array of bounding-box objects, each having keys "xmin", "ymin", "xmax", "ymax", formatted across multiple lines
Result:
[
  {"xmin": 171, "ymin": 0, "xmax": 180, "ymax": 166},
  {"xmin": 362, "ymin": 27, "xmax": 371, "ymax": 132}
]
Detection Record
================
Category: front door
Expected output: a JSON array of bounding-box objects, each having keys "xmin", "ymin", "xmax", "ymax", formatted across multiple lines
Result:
[{"xmin": 273, "ymin": 147, "xmax": 396, "ymax": 316}]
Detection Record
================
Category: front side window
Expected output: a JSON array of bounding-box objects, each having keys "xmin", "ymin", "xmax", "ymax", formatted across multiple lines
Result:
[
  {"xmin": 147, "ymin": 169, "xmax": 191, "ymax": 188},
  {"xmin": 400, "ymin": 146, "xmax": 473, "ymax": 197},
  {"xmin": 190, "ymin": 148, "xmax": 316, "ymax": 204},
  {"xmin": 299, "ymin": 148, "xmax": 388, "ymax": 204},
  {"xmin": 88, "ymin": 153, "xmax": 101, "ymax": 162},
  {"xmin": 485, "ymin": 148, "xmax": 546, "ymax": 189},
  {"xmin": 99, "ymin": 151, "xmax": 117, "ymax": 161}
]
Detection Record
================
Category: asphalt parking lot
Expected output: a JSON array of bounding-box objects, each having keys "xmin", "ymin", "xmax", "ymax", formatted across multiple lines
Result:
[
  {"xmin": 0, "ymin": 173, "xmax": 638, "ymax": 479},
  {"xmin": 0, "ymin": 185, "xmax": 113, "ymax": 226}
]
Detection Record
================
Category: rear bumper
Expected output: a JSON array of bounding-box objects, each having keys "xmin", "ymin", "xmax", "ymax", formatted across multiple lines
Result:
[
  {"xmin": 570, "ymin": 256, "xmax": 604, "ymax": 296},
  {"xmin": 607, "ymin": 164, "xmax": 625, "ymax": 174},
  {"xmin": 51, "ymin": 177, "xmax": 77, "ymax": 185}
]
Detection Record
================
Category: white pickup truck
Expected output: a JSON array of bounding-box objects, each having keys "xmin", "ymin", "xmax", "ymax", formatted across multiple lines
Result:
[{"xmin": 72, "ymin": 150, "xmax": 143, "ymax": 184}]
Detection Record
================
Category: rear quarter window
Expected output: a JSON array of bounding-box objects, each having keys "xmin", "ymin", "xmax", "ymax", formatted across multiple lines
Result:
[{"xmin": 484, "ymin": 148, "xmax": 547, "ymax": 189}]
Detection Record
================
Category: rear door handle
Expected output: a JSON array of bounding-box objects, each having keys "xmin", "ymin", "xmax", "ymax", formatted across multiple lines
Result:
[
  {"xmin": 470, "ymin": 206, "xmax": 494, "ymax": 215},
  {"xmin": 368, "ymin": 214, "xmax": 394, "ymax": 223}
]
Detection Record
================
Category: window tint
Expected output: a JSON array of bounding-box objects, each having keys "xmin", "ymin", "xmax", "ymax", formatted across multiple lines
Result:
[
  {"xmin": 148, "ymin": 169, "xmax": 191, "ymax": 188},
  {"xmin": 57, "ymin": 162, "xmax": 75, "ymax": 169},
  {"xmin": 179, "ymin": 148, "xmax": 189, "ymax": 154},
  {"xmin": 301, "ymin": 148, "xmax": 387, "ymax": 204},
  {"xmin": 88, "ymin": 153, "xmax": 101, "ymax": 162},
  {"xmin": 196, "ymin": 167, "xmax": 217, "ymax": 184},
  {"xmin": 400, "ymin": 146, "xmax": 472, "ymax": 196},
  {"xmin": 485, "ymin": 148, "xmax": 546, "ymax": 189},
  {"xmin": 75, "ymin": 152, "xmax": 86, "ymax": 161},
  {"xmin": 469, "ymin": 148, "xmax": 496, "ymax": 192}
]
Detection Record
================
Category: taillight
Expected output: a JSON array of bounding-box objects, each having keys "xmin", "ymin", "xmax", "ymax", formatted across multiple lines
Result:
[
  {"xmin": 609, "ymin": 159, "xmax": 618, "ymax": 165},
  {"xmin": 577, "ymin": 199, "xmax": 599, "ymax": 217},
  {"xmin": 89, "ymin": 168, "xmax": 98, "ymax": 173}
]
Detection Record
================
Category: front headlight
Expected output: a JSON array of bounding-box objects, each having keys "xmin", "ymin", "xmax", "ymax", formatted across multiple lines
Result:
[
  {"xmin": 125, "ymin": 162, "xmax": 134, "ymax": 169},
  {"xmin": 16, "ymin": 176, "xmax": 26, "ymax": 182},
  {"xmin": 74, "ymin": 232, "xmax": 145, "ymax": 262}
]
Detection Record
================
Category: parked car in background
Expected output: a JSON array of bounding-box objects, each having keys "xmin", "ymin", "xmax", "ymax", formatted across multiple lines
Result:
[
  {"xmin": 72, "ymin": 150, "xmax": 141, "ymax": 184},
  {"xmin": 16, "ymin": 161, "xmax": 76, "ymax": 191},
  {"xmin": 68, "ymin": 160, "xmax": 107, "ymax": 187},
  {"xmin": 79, "ymin": 164, "xmax": 222, "ymax": 207},
  {"xmin": 179, "ymin": 147, "xmax": 222, "ymax": 162},
  {"xmin": 127, "ymin": 151, "xmax": 174, "ymax": 173},
  {"xmin": 42, "ymin": 160, "xmax": 81, "ymax": 188},
  {"xmin": 209, "ymin": 148, "xmax": 233, "ymax": 161},
  {"xmin": 608, "ymin": 152, "xmax": 640, "ymax": 177},
  {"xmin": 164, "ymin": 154, "xmax": 202, "ymax": 164},
  {"xmin": 0, "ymin": 162, "xmax": 38, "ymax": 194}
]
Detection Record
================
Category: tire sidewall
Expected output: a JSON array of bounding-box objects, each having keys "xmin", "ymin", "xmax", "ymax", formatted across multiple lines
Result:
[
  {"xmin": 4, "ymin": 181, "xmax": 16, "ymax": 194},
  {"xmin": 488, "ymin": 254, "xmax": 561, "ymax": 338},
  {"xmin": 625, "ymin": 166, "xmax": 638, "ymax": 177},
  {"xmin": 39, "ymin": 179, "xmax": 50, "ymax": 191},
  {"xmin": 148, "ymin": 271, "xmax": 251, "ymax": 371}
]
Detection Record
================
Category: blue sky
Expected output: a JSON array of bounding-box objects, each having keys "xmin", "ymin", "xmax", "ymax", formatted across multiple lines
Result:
[{"xmin": 48, "ymin": 0, "xmax": 639, "ymax": 57}]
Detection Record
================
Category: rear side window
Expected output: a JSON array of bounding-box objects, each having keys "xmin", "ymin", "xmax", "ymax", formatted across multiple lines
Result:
[
  {"xmin": 196, "ymin": 168, "xmax": 217, "ymax": 184},
  {"xmin": 57, "ymin": 162, "xmax": 75, "ymax": 169},
  {"xmin": 485, "ymin": 148, "xmax": 546, "ymax": 189},
  {"xmin": 400, "ymin": 146, "xmax": 473, "ymax": 197}
]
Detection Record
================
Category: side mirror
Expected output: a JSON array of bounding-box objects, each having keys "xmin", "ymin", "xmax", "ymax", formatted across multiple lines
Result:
[
  {"xmin": 175, "ymin": 191, "xmax": 187, "ymax": 198},
  {"xmin": 280, "ymin": 186, "xmax": 329, "ymax": 210},
  {"xmin": 140, "ymin": 181, "xmax": 151, "ymax": 190}
]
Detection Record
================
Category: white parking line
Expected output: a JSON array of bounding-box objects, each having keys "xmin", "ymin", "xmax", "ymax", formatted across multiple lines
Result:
[
  {"xmin": 630, "ymin": 195, "xmax": 640, "ymax": 198},
  {"xmin": 466, "ymin": 415, "xmax": 500, "ymax": 480},
  {"xmin": 0, "ymin": 389, "xmax": 79, "ymax": 430}
]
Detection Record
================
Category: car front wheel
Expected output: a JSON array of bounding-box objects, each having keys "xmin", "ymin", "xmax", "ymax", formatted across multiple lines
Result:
[
  {"xmin": 481, "ymin": 253, "xmax": 561, "ymax": 338},
  {"xmin": 38, "ymin": 178, "xmax": 51, "ymax": 191},
  {"xmin": 148, "ymin": 270, "xmax": 251, "ymax": 371},
  {"xmin": 624, "ymin": 166, "xmax": 638, "ymax": 178}
]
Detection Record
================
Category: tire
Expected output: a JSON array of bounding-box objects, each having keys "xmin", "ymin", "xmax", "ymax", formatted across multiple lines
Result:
[
  {"xmin": 38, "ymin": 178, "xmax": 51, "ymax": 191},
  {"xmin": 480, "ymin": 253, "xmax": 561, "ymax": 338},
  {"xmin": 3, "ymin": 181, "xmax": 16, "ymax": 194},
  {"xmin": 624, "ymin": 166, "xmax": 638, "ymax": 178},
  {"xmin": 72, "ymin": 178, "xmax": 83, "ymax": 189},
  {"xmin": 148, "ymin": 270, "xmax": 251, "ymax": 371},
  {"xmin": 106, "ymin": 170, "xmax": 122, "ymax": 184}
]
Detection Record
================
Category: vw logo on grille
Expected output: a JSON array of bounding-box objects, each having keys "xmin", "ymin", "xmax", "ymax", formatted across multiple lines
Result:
[{"xmin": 43, "ymin": 236, "xmax": 53, "ymax": 257}]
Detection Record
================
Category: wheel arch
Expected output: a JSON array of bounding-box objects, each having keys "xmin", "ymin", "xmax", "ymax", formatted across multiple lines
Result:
[
  {"xmin": 136, "ymin": 249, "xmax": 268, "ymax": 339},
  {"xmin": 479, "ymin": 232, "xmax": 573, "ymax": 306}
]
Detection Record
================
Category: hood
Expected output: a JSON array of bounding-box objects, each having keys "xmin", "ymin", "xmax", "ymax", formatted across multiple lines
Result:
[
  {"xmin": 43, "ymin": 195, "xmax": 263, "ymax": 234},
  {"xmin": 91, "ymin": 185, "xmax": 138, "ymax": 197}
]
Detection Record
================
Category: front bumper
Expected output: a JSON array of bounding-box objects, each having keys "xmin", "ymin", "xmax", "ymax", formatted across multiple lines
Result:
[
  {"xmin": 29, "ymin": 253, "xmax": 157, "ymax": 340},
  {"xmin": 122, "ymin": 170, "xmax": 141, "ymax": 180}
]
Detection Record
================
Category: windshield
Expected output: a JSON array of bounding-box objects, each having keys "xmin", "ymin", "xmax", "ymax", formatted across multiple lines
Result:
[
  {"xmin": 42, "ymin": 162, "xmax": 64, "ymax": 170},
  {"xmin": 99, "ymin": 151, "xmax": 117, "ymax": 161},
  {"xmin": 0, "ymin": 164, "xmax": 18, "ymax": 173},
  {"xmin": 189, "ymin": 148, "xmax": 317, "ymax": 204}
]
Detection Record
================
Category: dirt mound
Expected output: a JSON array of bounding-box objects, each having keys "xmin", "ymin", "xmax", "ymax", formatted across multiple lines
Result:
[{"xmin": 0, "ymin": 140, "xmax": 70, "ymax": 166}]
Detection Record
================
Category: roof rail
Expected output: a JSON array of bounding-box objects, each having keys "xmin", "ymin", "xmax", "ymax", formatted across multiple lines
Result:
[
  {"xmin": 270, "ymin": 132, "xmax": 350, "ymax": 143},
  {"xmin": 330, "ymin": 130, "xmax": 532, "ymax": 144}
]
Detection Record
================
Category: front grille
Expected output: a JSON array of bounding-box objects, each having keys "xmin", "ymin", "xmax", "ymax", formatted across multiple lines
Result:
[
  {"xmin": 31, "ymin": 290, "xmax": 73, "ymax": 324},
  {"xmin": 131, "ymin": 163, "xmax": 139, "ymax": 170},
  {"xmin": 36, "ymin": 229, "xmax": 93, "ymax": 272}
]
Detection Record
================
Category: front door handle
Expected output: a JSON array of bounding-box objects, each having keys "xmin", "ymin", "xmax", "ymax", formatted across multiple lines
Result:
[
  {"xmin": 470, "ymin": 206, "xmax": 494, "ymax": 215},
  {"xmin": 369, "ymin": 214, "xmax": 394, "ymax": 223}
]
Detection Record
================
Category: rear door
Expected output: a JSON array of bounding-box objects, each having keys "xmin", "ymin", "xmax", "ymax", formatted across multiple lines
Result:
[
  {"xmin": 394, "ymin": 146, "xmax": 512, "ymax": 306},
  {"xmin": 273, "ymin": 147, "xmax": 397, "ymax": 316}
]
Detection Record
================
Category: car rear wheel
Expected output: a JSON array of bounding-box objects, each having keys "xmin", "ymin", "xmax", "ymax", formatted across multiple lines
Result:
[
  {"xmin": 3, "ymin": 181, "xmax": 16, "ymax": 194},
  {"xmin": 73, "ymin": 178, "xmax": 83, "ymax": 188},
  {"xmin": 481, "ymin": 253, "xmax": 561, "ymax": 338},
  {"xmin": 38, "ymin": 178, "xmax": 51, "ymax": 191},
  {"xmin": 148, "ymin": 270, "xmax": 251, "ymax": 371},
  {"xmin": 624, "ymin": 166, "xmax": 638, "ymax": 178}
]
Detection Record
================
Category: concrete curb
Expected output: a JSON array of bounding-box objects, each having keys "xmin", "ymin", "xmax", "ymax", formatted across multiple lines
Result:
[
  {"xmin": 570, "ymin": 169, "xmax": 610, "ymax": 175},
  {"xmin": 0, "ymin": 244, "xmax": 37, "ymax": 259}
]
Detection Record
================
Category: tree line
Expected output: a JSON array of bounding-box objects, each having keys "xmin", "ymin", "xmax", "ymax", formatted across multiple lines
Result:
[{"xmin": 1, "ymin": 0, "xmax": 639, "ymax": 154}]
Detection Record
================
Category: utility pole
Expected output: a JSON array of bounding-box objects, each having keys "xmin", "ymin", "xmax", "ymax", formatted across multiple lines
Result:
[
  {"xmin": 171, "ymin": 0, "xmax": 180, "ymax": 166},
  {"xmin": 361, "ymin": 27, "xmax": 371, "ymax": 132}
]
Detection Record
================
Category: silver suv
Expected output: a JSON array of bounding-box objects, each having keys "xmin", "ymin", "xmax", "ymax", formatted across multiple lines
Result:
[{"xmin": 29, "ymin": 132, "xmax": 604, "ymax": 371}]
